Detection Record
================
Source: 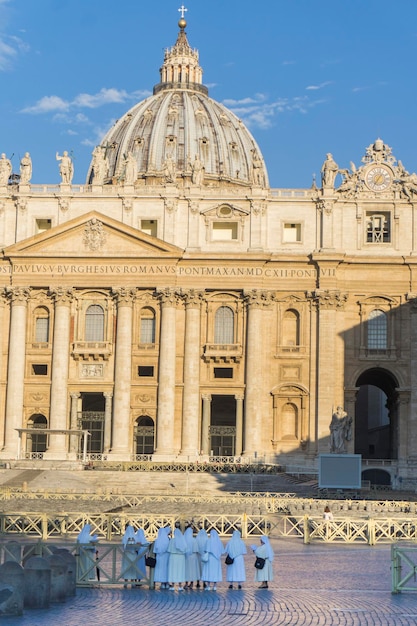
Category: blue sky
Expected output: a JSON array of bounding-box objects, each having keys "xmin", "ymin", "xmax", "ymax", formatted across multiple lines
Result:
[{"xmin": 0, "ymin": 0, "xmax": 416, "ymax": 187}]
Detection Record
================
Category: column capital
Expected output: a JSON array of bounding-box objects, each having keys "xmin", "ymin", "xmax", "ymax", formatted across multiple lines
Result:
[
  {"xmin": 181, "ymin": 288, "xmax": 205, "ymax": 308},
  {"xmin": 5, "ymin": 286, "xmax": 31, "ymax": 304},
  {"xmin": 307, "ymin": 289, "xmax": 348, "ymax": 310},
  {"xmin": 70, "ymin": 392, "xmax": 81, "ymax": 400},
  {"xmin": 243, "ymin": 289, "xmax": 275, "ymax": 308},
  {"xmin": 49, "ymin": 286, "xmax": 74, "ymax": 305},
  {"xmin": 235, "ymin": 394, "xmax": 245, "ymax": 401},
  {"xmin": 111, "ymin": 286, "xmax": 137, "ymax": 306},
  {"xmin": 202, "ymin": 393, "xmax": 212, "ymax": 402},
  {"xmin": 156, "ymin": 286, "xmax": 181, "ymax": 306},
  {"xmin": 103, "ymin": 391, "xmax": 114, "ymax": 400}
]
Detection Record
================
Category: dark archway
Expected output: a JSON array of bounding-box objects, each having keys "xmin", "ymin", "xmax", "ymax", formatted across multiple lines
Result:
[
  {"xmin": 362, "ymin": 468, "xmax": 391, "ymax": 486},
  {"xmin": 355, "ymin": 368, "xmax": 399, "ymax": 460}
]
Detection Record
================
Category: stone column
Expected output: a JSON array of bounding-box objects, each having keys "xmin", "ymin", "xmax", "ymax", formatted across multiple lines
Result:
[
  {"xmin": 180, "ymin": 289, "xmax": 203, "ymax": 459},
  {"xmin": 235, "ymin": 394, "xmax": 244, "ymax": 456},
  {"xmin": 317, "ymin": 198, "xmax": 334, "ymax": 250},
  {"xmin": 243, "ymin": 290, "xmax": 274, "ymax": 457},
  {"xmin": 397, "ymin": 390, "xmax": 411, "ymax": 464},
  {"xmin": 2, "ymin": 287, "xmax": 30, "ymax": 458},
  {"xmin": 110, "ymin": 288, "xmax": 136, "ymax": 459},
  {"xmin": 0, "ymin": 290, "xmax": 7, "ymax": 450},
  {"xmin": 103, "ymin": 392, "xmax": 113, "ymax": 454},
  {"xmin": 311, "ymin": 290, "xmax": 348, "ymax": 452},
  {"xmin": 407, "ymin": 296, "xmax": 417, "ymax": 459},
  {"xmin": 154, "ymin": 288, "xmax": 179, "ymax": 458},
  {"xmin": 201, "ymin": 394, "xmax": 212, "ymax": 456},
  {"xmin": 45, "ymin": 287, "xmax": 73, "ymax": 459},
  {"xmin": 69, "ymin": 392, "xmax": 80, "ymax": 454}
]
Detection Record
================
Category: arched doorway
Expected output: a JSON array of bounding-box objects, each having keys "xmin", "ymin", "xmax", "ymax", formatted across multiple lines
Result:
[
  {"xmin": 355, "ymin": 368, "xmax": 398, "ymax": 460},
  {"xmin": 26, "ymin": 414, "xmax": 48, "ymax": 457},
  {"xmin": 134, "ymin": 416, "xmax": 155, "ymax": 457}
]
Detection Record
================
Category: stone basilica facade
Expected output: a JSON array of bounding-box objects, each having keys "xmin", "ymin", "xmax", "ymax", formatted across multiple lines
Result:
[{"xmin": 1, "ymin": 14, "xmax": 417, "ymax": 488}]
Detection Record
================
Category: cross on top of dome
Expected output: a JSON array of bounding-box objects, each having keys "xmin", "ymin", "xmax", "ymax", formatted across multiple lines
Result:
[{"xmin": 178, "ymin": 4, "xmax": 188, "ymax": 19}]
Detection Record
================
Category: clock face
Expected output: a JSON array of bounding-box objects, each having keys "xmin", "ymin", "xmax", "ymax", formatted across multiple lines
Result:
[{"xmin": 365, "ymin": 165, "xmax": 392, "ymax": 192}]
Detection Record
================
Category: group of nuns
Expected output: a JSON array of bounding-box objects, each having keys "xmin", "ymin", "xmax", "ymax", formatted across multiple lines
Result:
[{"xmin": 77, "ymin": 522, "xmax": 274, "ymax": 590}]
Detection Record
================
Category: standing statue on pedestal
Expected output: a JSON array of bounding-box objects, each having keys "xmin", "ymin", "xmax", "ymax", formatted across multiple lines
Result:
[
  {"xmin": 329, "ymin": 406, "xmax": 352, "ymax": 454},
  {"xmin": 163, "ymin": 154, "xmax": 176, "ymax": 183},
  {"xmin": 19, "ymin": 152, "xmax": 32, "ymax": 184},
  {"xmin": 191, "ymin": 154, "xmax": 204, "ymax": 185},
  {"xmin": 251, "ymin": 150, "xmax": 264, "ymax": 186},
  {"xmin": 56, "ymin": 151, "xmax": 73, "ymax": 184},
  {"xmin": 321, "ymin": 153, "xmax": 339, "ymax": 189},
  {"xmin": 124, "ymin": 151, "xmax": 137, "ymax": 185},
  {"xmin": 91, "ymin": 146, "xmax": 108, "ymax": 185},
  {"xmin": 0, "ymin": 153, "xmax": 12, "ymax": 186}
]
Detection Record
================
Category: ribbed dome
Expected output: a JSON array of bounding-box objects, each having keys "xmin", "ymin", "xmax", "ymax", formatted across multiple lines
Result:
[{"xmin": 87, "ymin": 18, "xmax": 269, "ymax": 189}]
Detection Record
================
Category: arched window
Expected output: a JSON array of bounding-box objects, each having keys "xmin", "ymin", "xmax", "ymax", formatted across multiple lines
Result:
[
  {"xmin": 85, "ymin": 304, "xmax": 104, "ymax": 341},
  {"xmin": 214, "ymin": 306, "xmax": 234, "ymax": 344},
  {"xmin": 367, "ymin": 309, "xmax": 387, "ymax": 349},
  {"xmin": 283, "ymin": 309, "xmax": 300, "ymax": 347},
  {"xmin": 140, "ymin": 307, "xmax": 156, "ymax": 344},
  {"xmin": 34, "ymin": 307, "xmax": 50, "ymax": 343},
  {"xmin": 28, "ymin": 414, "xmax": 48, "ymax": 454},
  {"xmin": 134, "ymin": 416, "xmax": 155, "ymax": 455}
]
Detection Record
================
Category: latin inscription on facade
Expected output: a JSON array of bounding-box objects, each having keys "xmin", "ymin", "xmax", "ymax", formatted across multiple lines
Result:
[{"xmin": 0, "ymin": 264, "xmax": 336, "ymax": 279}]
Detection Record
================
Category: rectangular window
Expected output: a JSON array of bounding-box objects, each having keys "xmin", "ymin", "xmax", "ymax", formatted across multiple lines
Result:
[
  {"xmin": 138, "ymin": 366, "xmax": 154, "ymax": 377},
  {"xmin": 212, "ymin": 222, "xmax": 238, "ymax": 241},
  {"xmin": 366, "ymin": 213, "xmax": 390, "ymax": 243},
  {"xmin": 214, "ymin": 367, "xmax": 233, "ymax": 379},
  {"xmin": 140, "ymin": 220, "xmax": 157, "ymax": 237},
  {"xmin": 36, "ymin": 219, "xmax": 52, "ymax": 234},
  {"xmin": 35, "ymin": 317, "xmax": 49, "ymax": 343},
  {"xmin": 140, "ymin": 318, "xmax": 155, "ymax": 344},
  {"xmin": 32, "ymin": 364, "xmax": 48, "ymax": 375},
  {"xmin": 283, "ymin": 223, "xmax": 302, "ymax": 243}
]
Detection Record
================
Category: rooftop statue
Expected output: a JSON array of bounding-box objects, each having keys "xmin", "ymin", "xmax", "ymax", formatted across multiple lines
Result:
[
  {"xmin": 0, "ymin": 153, "xmax": 12, "ymax": 186},
  {"xmin": 123, "ymin": 152, "xmax": 137, "ymax": 185},
  {"xmin": 91, "ymin": 146, "xmax": 108, "ymax": 185},
  {"xmin": 321, "ymin": 153, "xmax": 339, "ymax": 189},
  {"xmin": 56, "ymin": 151, "xmax": 74, "ymax": 184},
  {"xmin": 19, "ymin": 152, "xmax": 32, "ymax": 185}
]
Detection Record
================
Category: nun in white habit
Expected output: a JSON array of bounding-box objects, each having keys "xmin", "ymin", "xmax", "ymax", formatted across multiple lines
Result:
[
  {"xmin": 184, "ymin": 526, "xmax": 201, "ymax": 589},
  {"xmin": 225, "ymin": 529, "xmax": 247, "ymax": 589},
  {"xmin": 77, "ymin": 523, "xmax": 98, "ymax": 581},
  {"xmin": 134, "ymin": 527, "xmax": 149, "ymax": 582},
  {"xmin": 153, "ymin": 527, "xmax": 170, "ymax": 589},
  {"xmin": 202, "ymin": 529, "xmax": 224, "ymax": 591},
  {"xmin": 252, "ymin": 535, "xmax": 274, "ymax": 588},
  {"xmin": 121, "ymin": 524, "xmax": 138, "ymax": 586},
  {"xmin": 167, "ymin": 527, "xmax": 187, "ymax": 591},
  {"xmin": 195, "ymin": 524, "xmax": 208, "ymax": 588}
]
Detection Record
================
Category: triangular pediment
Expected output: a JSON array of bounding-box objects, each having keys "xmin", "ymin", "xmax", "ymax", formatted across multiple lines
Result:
[
  {"xmin": 3, "ymin": 211, "xmax": 183, "ymax": 259},
  {"xmin": 201, "ymin": 203, "xmax": 249, "ymax": 217}
]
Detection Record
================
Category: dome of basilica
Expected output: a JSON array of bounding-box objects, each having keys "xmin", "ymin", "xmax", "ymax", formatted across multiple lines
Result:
[{"xmin": 86, "ymin": 17, "xmax": 269, "ymax": 189}]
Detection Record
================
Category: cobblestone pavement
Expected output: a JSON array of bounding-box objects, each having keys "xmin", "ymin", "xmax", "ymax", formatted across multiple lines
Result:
[{"xmin": 6, "ymin": 540, "xmax": 417, "ymax": 626}]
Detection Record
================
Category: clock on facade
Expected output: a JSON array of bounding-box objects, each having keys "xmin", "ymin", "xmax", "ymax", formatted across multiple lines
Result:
[{"xmin": 365, "ymin": 165, "xmax": 393, "ymax": 191}]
